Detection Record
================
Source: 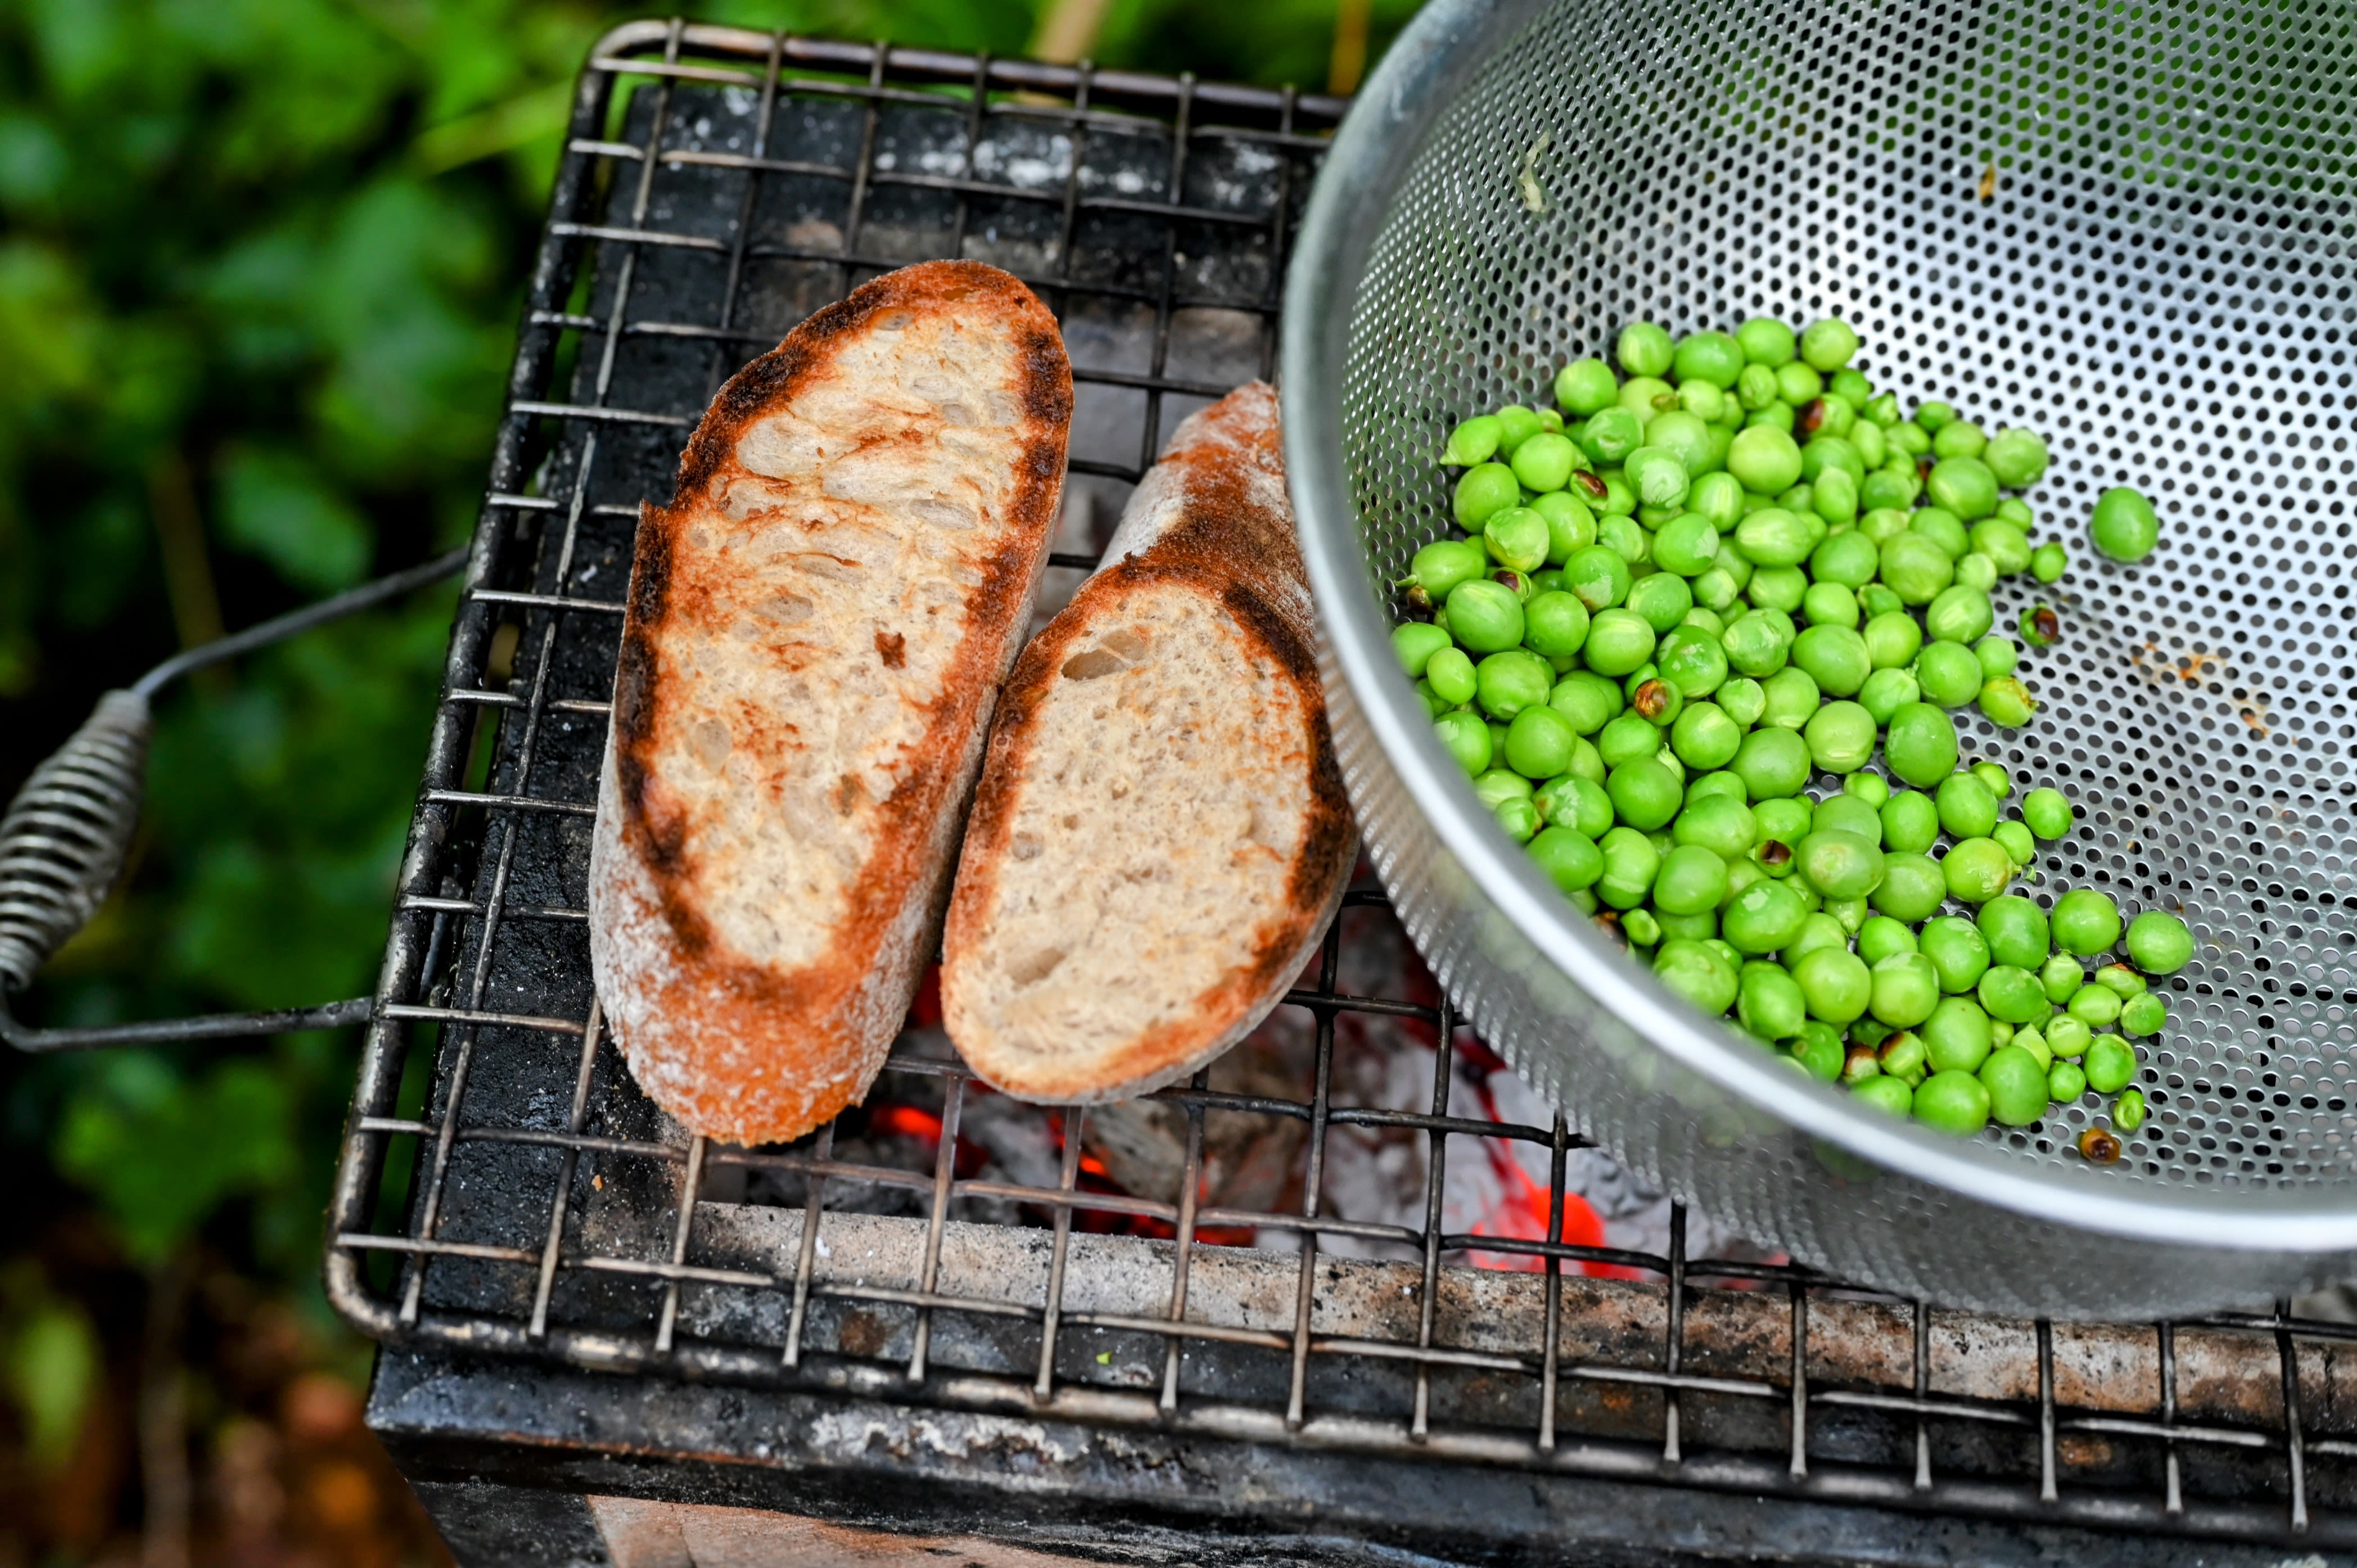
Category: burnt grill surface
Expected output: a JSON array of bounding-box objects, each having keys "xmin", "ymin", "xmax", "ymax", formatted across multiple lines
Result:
[{"xmin": 332, "ymin": 21, "xmax": 2357, "ymax": 1553}]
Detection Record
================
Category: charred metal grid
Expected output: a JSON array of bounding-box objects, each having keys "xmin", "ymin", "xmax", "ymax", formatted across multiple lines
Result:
[{"xmin": 329, "ymin": 20, "xmax": 2355, "ymax": 1553}]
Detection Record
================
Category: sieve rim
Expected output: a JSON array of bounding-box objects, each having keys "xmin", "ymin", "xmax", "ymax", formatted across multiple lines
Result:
[{"xmin": 1279, "ymin": 0, "xmax": 2357, "ymax": 1255}]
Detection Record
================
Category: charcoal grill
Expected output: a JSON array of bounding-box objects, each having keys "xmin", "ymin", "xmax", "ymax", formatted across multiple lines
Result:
[{"xmin": 2, "ymin": 16, "xmax": 2351, "ymax": 1566}]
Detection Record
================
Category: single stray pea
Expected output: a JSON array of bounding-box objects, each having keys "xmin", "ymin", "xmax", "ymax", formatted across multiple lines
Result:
[
  {"xmin": 2020, "ymin": 787, "xmax": 2073, "ymax": 840},
  {"xmin": 2029, "ymin": 540, "xmax": 2068, "ymax": 582},
  {"xmin": 2114, "ymin": 1087, "xmax": 2148, "ymax": 1133},
  {"xmin": 2089, "ymin": 486, "xmax": 2161, "ymax": 563},
  {"xmin": 2051, "ymin": 888, "xmax": 2124, "ymax": 957},
  {"xmin": 2125, "ymin": 909, "xmax": 2195, "ymax": 975}
]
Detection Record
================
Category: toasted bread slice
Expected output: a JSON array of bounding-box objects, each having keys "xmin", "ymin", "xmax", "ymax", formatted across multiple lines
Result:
[
  {"xmin": 940, "ymin": 382, "xmax": 1356, "ymax": 1102},
  {"xmin": 589, "ymin": 260, "xmax": 1072, "ymax": 1146}
]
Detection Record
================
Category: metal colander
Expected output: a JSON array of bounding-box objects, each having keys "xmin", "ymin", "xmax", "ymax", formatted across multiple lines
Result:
[{"xmin": 1283, "ymin": 0, "xmax": 2357, "ymax": 1317}]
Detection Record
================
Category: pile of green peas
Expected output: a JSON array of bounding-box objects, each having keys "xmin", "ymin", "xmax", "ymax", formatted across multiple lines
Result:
[{"xmin": 1392, "ymin": 316, "xmax": 2195, "ymax": 1153}]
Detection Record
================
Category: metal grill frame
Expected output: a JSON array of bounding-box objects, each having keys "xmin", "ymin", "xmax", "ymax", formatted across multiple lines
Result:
[{"xmin": 325, "ymin": 20, "xmax": 2357, "ymax": 1553}]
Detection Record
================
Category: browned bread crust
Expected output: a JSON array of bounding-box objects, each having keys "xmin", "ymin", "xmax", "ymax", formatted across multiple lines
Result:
[
  {"xmin": 590, "ymin": 260, "xmax": 1072, "ymax": 1145},
  {"xmin": 940, "ymin": 383, "xmax": 1356, "ymax": 1102}
]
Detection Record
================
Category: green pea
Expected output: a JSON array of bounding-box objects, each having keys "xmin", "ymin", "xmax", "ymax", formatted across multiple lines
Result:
[
  {"xmin": 1878, "ymin": 532, "xmax": 1954, "ymax": 605},
  {"xmin": 2028, "ymin": 540, "xmax": 2067, "ymax": 584},
  {"xmin": 1808, "ymin": 530, "xmax": 1880, "ymax": 589},
  {"xmin": 1721, "ymin": 614, "xmax": 1790, "ymax": 680},
  {"xmin": 1870, "ymin": 852, "xmax": 1947, "ymax": 923},
  {"xmin": 1974, "ymin": 1045, "xmax": 2046, "ymax": 1127},
  {"xmin": 2094, "ymin": 963, "xmax": 2146, "ymax": 998},
  {"xmin": 1608, "ymin": 758, "xmax": 1684, "ymax": 831},
  {"xmin": 1475, "ymin": 649, "xmax": 1554, "ymax": 720},
  {"xmin": 1884, "ymin": 703, "xmax": 1960, "ymax": 788},
  {"xmin": 1910, "ymin": 1069, "xmax": 1989, "ymax": 1134},
  {"xmin": 1862, "ymin": 610, "xmax": 1923, "ymax": 672},
  {"xmin": 1721, "ymin": 878, "xmax": 1810, "ymax": 955},
  {"xmin": 2089, "ymin": 486, "xmax": 2160, "ymax": 563},
  {"xmin": 1732, "ymin": 960, "xmax": 1804, "ymax": 1041},
  {"xmin": 1520, "ymin": 823, "xmax": 1604, "ymax": 897},
  {"xmin": 1849, "ymin": 1076, "xmax": 1912, "ymax": 1116},
  {"xmin": 1596, "ymin": 514, "xmax": 1649, "ymax": 567},
  {"xmin": 1912, "ymin": 639, "xmax": 1984, "ymax": 709},
  {"xmin": 1732, "ymin": 317, "xmax": 1795, "ymax": 367},
  {"xmin": 1563, "ymin": 544, "xmax": 1633, "ymax": 613},
  {"xmin": 1540, "ymin": 774, "xmax": 1616, "ymax": 839},
  {"xmin": 1844, "ymin": 771, "xmax": 1891, "ymax": 808},
  {"xmin": 2083, "ymin": 1035, "xmax": 2137, "ymax": 1095},
  {"xmin": 1967, "ymin": 518, "xmax": 2033, "ymax": 576},
  {"xmin": 1494, "ymin": 796, "xmax": 1541, "ymax": 842},
  {"xmin": 1909, "ymin": 507, "xmax": 1971, "ymax": 560},
  {"xmin": 1871, "ymin": 790, "xmax": 1933, "ymax": 856},
  {"xmin": 1923, "ymin": 584, "xmax": 1994, "ymax": 648},
  {"xmin": 1784, "ymin": 946, "xmax": 1867, "ymax": 1024},
  {"xmin": 1800, "ymin": 584, "xmax": 1861, "ymax": 636},
  {"xmin": 2067, "ymin": 982, "xmax": 2123, "ymax": 1030},
  {"xmin": 1965, "ymin": 641, "xmax": 2016, "ymax": 688},
  {"xmin": 1671, "ymin": 792, "xmax": 1755, "ymax": 859},
  {"xmin": 2047, "ymin": 1059, "xmax": 2087, "ymax": 1102},
  {"xmin": 1747, "ymin": 566, "xmax": 1808, "ymax": 614},
  {"xmin": 1982, "ymin": 427, "xmax": 2049, "ymax": 487},
  {"xmin": 1647, "ymin": 410, "xmax": 1718, "ymax": 477},
  {"xmin": 1810, "ymin": 794, "xmax": 1881, "ymax": 843},
  {"xmin": 1597, "ymin": 711, "xmax": 1661, "ymax": 769},
  {"xmin": 1473, "ymin": 768, "xmax": 1535, "ymax": 811},
  {"xmin": 2126, "ymin": 909, "xmax": 2194, "ymax": 975},
  {"xmin": 1651, "ymin": 513, "xmax": 1719, "ymax": 577},
  {"xmin": 1521, "ymin": 590, "xmax": 1593, "ymax": 661},
  {"xmin": 1857, "ymin": 584, "xmax": 1904, "ymax": 622},
  {"xmin": 1494, "ymin": 406, "xmax": 1543, "ymax": 453},
  {"xmin": 2040, "ymin": 952, "xmax": 2084, "ymax": 1004},
  {"xmin": 1774, "ymin": 912, "xmax": 1841, "ymax": 967},
  {"xmin": 1928, "ymin": 420, "xmax": 1985, "ymax": 462},
  {"xmin": 1774, "ymin": 362, "xmax": 1823, "ymax": 405},
  {"xmin": 1617, "ymin": 321, "xmax": 1673, "ymax": 377},
  {"xmin": 2120, "ymin": 991, "xmax": 2167, "ymax": 1037},
  {"xmin": 1731, "ymin": 507, "xmax": 1812, "ymax": 569},
  {"xmin": 1547, "ymin": 670, "xmax": 1621, "ymax": 734},
  {"xmin": 2043, "ymin": 1014, "xmax": 2091, "ymax": 1062},
  {"xmin": 1798, "ymin": 701, "xmax": 1873, "ymax": 774},
  {"xmin": 2052, "ymin": 888, "xmax": 2123, "ymax": 956},
  {"xmin": 1749, "ymin": 796, "xmax": 1808, "ymax": 846},
  {"xmin": 1785, "ymin": 1022, "xmax": 1844, "ymax": 1080},
  {"xmin": 1656, "ymin": 630, "xmax": 1730, "ymax": 700},
  {"xmin": 1941, "ymin": 837, "xmax": 2013, "ymax": 903},
  {"xmin": 1725, "ymin": 726, "xmax": 1806, "ymax": 802},
  {"xmin": 1595, "ymin": 469, "xmax": 1638, "ymax": 517},
  {"xmin": 1531, "ymin": 491, "xmax": 1599, "ymax": 563},
  {"xmin": 1434, "ymin": 710, "xmax": 1492, "ymax": 776},
  {"xmin": 2017, "ymin": 787, "xmax": 2073, "ymax": 842},
  {"xmin": 1796, "ymin": 827, "xmax": 1885, "ymax": 901},
  {"xmin": 1801, "ymin": 433, "xmax": 1865, "ymax": 486},
  {"xmin": 1555, "ymin": 358, "xmax": 1619, "ymax": 416},
  {"xmin": 1577, "ymin": 408, "xmax": 1645, "ymax": 467},
  {"xmin": 2110, "ymin": 1086, "xmax": 2147, "ymax": 1134},
  {"xmin": 1583, "ymin": 607, "xmax": 1659, "ymax": 677},
  {"xmin": 1684, "ymin": 470, "xmax": 1742, "ymax": 526},
  {"xmin": 1406, "ymin": 541, "xmax": 1484, "ymax": 607},
  {"xmin": 1622, "ymin": 907, "xmax": 1663, "ymax": 947},
  {"xmin": 1799, "ymin": 318, "xmax": 1859, "ymax": 372},
  {"xmin": 1454, "ymin": 463, "xmax": 1523, "ymax": 528},
  {"xmin": 1504, "ymin": 704, "xmax": 1580, "ymax": 779},
  {"xmin": 1442, "ymin": 414, "xmax": 1503, "ymax": 466},
  {"xmin": 1726, "ymin": 424, "xmax": 1804, "ymax": 495},
  {"xmin": 1994, "ymin": 496, "xmax": 2033, "ymax": 525},
  {"xmin": 1596, "ymin": 825, "xmax": 1661, "ymax": 910},
  {"xmin": 1977, "ymin": 676, "xmax": 2036, "ymax": 728},
  {"xmin": 1669, "ymin": 702, "xmax": 1744, "ymax": 770},
  {"xmin": 1791, "ymin": 623, "xmax": 1871, "ymax": 696},
  {"xmin": 1918, "ymin": 916, "xmax": 1991, "ymax": 993},
  {"xmin": 1934, "ymin": 772, "xmax": 1998, "ymax": 839},
  {"xmin": 1568, "ymin": 736, "xmax": 1606, "ymax": 784},
  {"xmin": 1926, "ymin": 455, "xmax": 2000, "ymax": 520},
  {"xmin": 1847, "ymin": 667, "xmax": 1909, "ymax": 727},
  {"xmin": 1510, "ymin": 432, "xmax": 1580, "ymax": 494},
  {"xmin": 1870, "ymin": 952, "xmax": 1940, "ymax": 1028},
  {"xmin": 1651, "ymin": 843, "xmax": 1729, "ymax": 916},
  {"xmin": 1919, "ymin": 994, "xmax": 1993, "ymax": 1074},
  {"xmin": 1393, "ymin": 621, "xmax": 1453, "ymax": 678},
  {"xmin": 1623, "ymin": 446, "xmax": 1690, "ymax": 511},
  {"xmin": 1992, "ymin": 820, "xmax": 2036, "ymax": 867},
  {"xmin": 1857, "ymin": 915, "xmax": 1919, "ymax": 966},
  {"xmin": 1977, "ymin": 965, "xmax": 2050, "ymax": 1024},
  {"xmin": 1446, "ymin": 579, "xmax": 1525, "ymax": 654},
  {"xmin": 1850, "ymin": 415, "xmax": 1888, "ymax": 470},
  {"xmin": 1654, "ymin": 938, "xmax": 1739, "ymax": 1013},
  {"xmin": 1811, "ymin": 467, "xmax": 1859, "ymax": 526},
  {"xmin": 1657, "ymin": 910, "xmax": 1718, "ymax": 943},
  {"xmin": 1419, "ymin": 650, "xmax": 1474, "ymax": 713}
]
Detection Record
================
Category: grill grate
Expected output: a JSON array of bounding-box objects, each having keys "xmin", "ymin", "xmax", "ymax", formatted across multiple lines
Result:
[{"xmin": 329, "ymin": 20, "xmax": 2357, "ymax": 1550}]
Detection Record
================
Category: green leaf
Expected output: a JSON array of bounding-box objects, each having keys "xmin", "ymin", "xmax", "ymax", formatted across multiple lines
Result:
[{"xmin": 215, "ymin": 446, "xmax": 372, "ymax": 590}]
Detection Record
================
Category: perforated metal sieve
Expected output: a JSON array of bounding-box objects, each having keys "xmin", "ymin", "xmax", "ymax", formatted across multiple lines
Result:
[{"xmin": 1283, "ymin": 0, "xmax": 2357, "ymax": 1316}]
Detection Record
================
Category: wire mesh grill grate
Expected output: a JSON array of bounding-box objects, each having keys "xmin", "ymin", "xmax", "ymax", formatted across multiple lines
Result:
[{"xmin": 328, "ymin": 20, "xmax": 2357, "ymax": 1548}]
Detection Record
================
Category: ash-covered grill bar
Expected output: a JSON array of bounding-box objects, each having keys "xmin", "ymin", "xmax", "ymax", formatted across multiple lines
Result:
[{"xmin": 330, "ymin": 21, "xmax": 2357, "ymax": 1566}]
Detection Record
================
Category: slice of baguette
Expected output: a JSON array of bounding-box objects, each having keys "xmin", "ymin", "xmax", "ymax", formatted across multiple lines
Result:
[
  {"xmin": 589, "ymin": 260, "xmax": 1072, "ymax": 1146},
  {"xmin": 940, "ymin": 382, "xmax": 1356, "ymax": 1102}
]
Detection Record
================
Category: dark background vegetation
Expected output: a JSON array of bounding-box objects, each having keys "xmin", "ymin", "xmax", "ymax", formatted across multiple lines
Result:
[{"xmin": 0, "ymin": 0, "xmax": 1412, "ymax": 1560}]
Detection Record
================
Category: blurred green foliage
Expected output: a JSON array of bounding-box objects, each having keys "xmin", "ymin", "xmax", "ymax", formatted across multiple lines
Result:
[{"xmin": 0, "ymin": 0, "xmax": 1414, "ymax": 1508}]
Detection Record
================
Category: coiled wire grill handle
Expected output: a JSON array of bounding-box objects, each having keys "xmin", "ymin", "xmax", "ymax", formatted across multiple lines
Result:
[{"xmin": 0, "ymin": 545, "xmax": 469, "ymax": 1053}]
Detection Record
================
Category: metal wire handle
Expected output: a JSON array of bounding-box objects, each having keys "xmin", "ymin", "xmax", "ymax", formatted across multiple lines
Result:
[{"xmin": 0, "ymin": 545, "xmax": 469, "ymax": 1053}]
